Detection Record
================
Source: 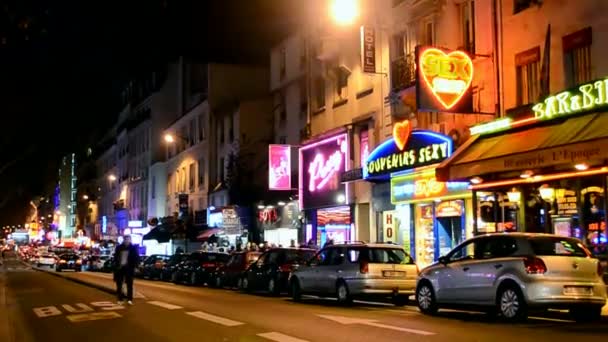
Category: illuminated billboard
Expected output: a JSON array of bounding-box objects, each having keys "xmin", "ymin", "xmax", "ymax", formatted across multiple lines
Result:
[{"xmin": 268, "ymin": 144, "xmax": 292, "ymax": 190}]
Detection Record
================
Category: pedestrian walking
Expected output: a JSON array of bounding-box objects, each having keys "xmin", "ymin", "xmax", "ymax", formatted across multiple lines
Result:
[{"xmin": 113, "ymin": 235, "xmax": 139, "ymax": 305}]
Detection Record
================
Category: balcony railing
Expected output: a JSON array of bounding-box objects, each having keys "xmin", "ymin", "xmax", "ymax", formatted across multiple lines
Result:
[{"xmin": 391, "ymin": 54, "xmax": 416, "ymax": 91}]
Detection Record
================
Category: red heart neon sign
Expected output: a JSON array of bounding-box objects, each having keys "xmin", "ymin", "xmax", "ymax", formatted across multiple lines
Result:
[
  {"xmin": 419, "ymin": 48, "xmax": 473, "ymax": 110},
  {"xmin": 392, "ymin": 120, "xmax": 412, "ymax": 151}
]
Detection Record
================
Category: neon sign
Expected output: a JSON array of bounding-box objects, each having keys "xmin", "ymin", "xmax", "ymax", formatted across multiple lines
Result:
[
  {"xmin": 268, "ymin": 144, "xmax": 292, "ymax": 190},
  {"xmin": 417, "ymin": 46, "xmax": 474, "ymax": 113},
  {"xmin": 391, "ymin": 174, "xmax": 469, "ymax": 204},
  {"xmin": 533, "ymin": 78, "xmax": 608, "ymax": 120},
  {"xmin": 364, "ymin": 121, "xmax": 453, "ymax": 181},
  {"xmin": 300, "ymin": 133, "xmax": 348, "ymax": 209}
]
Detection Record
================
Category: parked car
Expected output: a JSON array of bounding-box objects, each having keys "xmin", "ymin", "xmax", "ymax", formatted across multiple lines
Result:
[
  {"xmin": 134, "ymin": 255, "xmax": 148, "ymax": 278},
  {"xmin": 159, "ymin": 253, "xmax": 189, "ymax": 282},
  {"xmin": 140, "ymin": 254, "xmax": 171, "ymax": 279},
  {"xmin": 415, "ymin": 233, "xmax": 607, "ymax": 322},
  {"xmin": 242, "ymin": 248, "xmax": 316, "ymax": 295},
  {"xmin": 101, "ymin": 256, "xmax": 115, "ymax": 273},
  {"xmin": 289, "ymin": 243, "xmax": 417, "ymax": 305},
  {"xmin": 56, "ymin": 253, "xmax": 83, "ymax": 272},
  {"xmin": 210, "ymin": 251, "xmax": 261, "ymax": 288},
  {"xmin": 36, "ymin": 253, "xmax": 58, "ymax": 268},
  {"xmin": 173, "ymin": 252, "xmax": 230, "ymax": 285}
]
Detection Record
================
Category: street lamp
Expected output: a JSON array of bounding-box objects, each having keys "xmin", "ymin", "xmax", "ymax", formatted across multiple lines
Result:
[
  {"xmin": 330, "ymin": 0, "xmax": 359, "ymax": 26},
  {"xmin": 108, "ymin": 174, "xmax": 117, "ymax": 182},
  {"xmin": 164, "ymin": 133, "xmax": 175, "ymax": 143},
  {"xmin": 82, "ymin": 194, "xmax": 89, "ymax": 200}
]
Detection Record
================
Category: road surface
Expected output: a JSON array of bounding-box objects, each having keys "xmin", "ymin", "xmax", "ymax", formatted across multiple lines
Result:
[{"xmin": 2, "ymin": 257, "xmax": 608, "ymax": 342}]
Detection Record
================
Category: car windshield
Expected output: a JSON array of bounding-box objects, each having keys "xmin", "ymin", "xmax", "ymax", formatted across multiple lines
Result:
[
  {"xmin": 528, "ymin": 237, "xmax": 590, "ymax": 257},
  {"xmin": 361, "ymin": 248, "xmax": 413, "ymax": 265}
]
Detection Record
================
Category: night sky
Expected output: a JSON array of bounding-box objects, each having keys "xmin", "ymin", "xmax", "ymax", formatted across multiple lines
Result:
[{"xmin": 0, "ymin": 0, "xmax": 304, "ymax": 224}]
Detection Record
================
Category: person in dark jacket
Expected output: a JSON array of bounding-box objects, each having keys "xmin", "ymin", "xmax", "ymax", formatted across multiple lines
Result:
[{"xmin": 113, "ymin": 235, "xmax": 139, "ymax": 304}]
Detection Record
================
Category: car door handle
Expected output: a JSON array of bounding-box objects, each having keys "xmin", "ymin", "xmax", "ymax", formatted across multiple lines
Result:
[
  {"xmin": 462, "ymin": 267, "xmax": 470, "ymax": 271},
  {"xmin": 494, "ymin": 264, "xmax": 503, "ymax": 269}
]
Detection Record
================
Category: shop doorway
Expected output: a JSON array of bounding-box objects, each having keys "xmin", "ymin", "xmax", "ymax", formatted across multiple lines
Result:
[{"xmin": 435, "ymin": 200, "xmax": 466, "ymax": 257}]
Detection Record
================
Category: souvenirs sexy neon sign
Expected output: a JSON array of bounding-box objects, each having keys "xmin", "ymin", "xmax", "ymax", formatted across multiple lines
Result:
[
  {"xmin": 363, "ymin": 120, "xmax": 453, "ymax": 181},
  {"xmin": 533, "ymin": 78, "xmax": 608, "ymax": 120},
  {"xmin": 299, "ymin": 133, "xmax": 348, "ymax": 209},
  {"xmin": 417, "ymin": 46, "xmax": 474, "ymax": 113}
]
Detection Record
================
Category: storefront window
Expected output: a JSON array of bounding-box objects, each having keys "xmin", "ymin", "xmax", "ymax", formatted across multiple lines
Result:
[
  {"xmin": 415, "ymin": 203, "xmax": 435, "ymax": 267},
  {"xmin": 476, "ymin": 190, "xmax": 520, "ymax": 233}
]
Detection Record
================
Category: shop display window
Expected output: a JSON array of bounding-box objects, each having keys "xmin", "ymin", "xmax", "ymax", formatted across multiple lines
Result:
[
  {"xmin": 476, "ymin": 191, "xmax": 520, "ymax": 233},
  {"xmin": 415, "ymin": 203, "xmax": 435, "ymax": 267}
]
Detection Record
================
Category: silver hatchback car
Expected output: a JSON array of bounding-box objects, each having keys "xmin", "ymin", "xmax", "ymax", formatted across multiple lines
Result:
[
  {"xmin": 289, "ymin": 243, "xmax": 418, "ymax": 305},
  {"xmin": 416, "ymin": 233, "xmax": 606, "ymax": 321}
]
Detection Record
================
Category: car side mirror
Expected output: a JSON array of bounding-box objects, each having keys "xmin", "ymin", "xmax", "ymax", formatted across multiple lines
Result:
[{"xmin": 438, "ymin": 256, "xmax": 448, "ymax": 265}]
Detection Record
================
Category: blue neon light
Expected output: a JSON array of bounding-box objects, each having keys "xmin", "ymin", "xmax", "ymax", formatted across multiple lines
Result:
[{"xmin": 363, "ymin": 130, "xmax": 453, "ymax": 181}]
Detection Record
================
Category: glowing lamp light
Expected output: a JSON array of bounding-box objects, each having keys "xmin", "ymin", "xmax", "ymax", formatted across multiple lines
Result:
[
  {"xmin": 257, "ymin": 205, "xmax": 265, "ymax": 210},
  {"xmin": 277, "ymin": 201, "xmax": 286, "ymax": 206},
  {"xmin": 539, "ymin": 186, "xmax": 555, "ymax": 201},
  {"xmin": 336, "ymin": 194, "xmax": 346, "ymax": 203},
  {"xmin": 507, "ymin": 190, "xmax": 521, "ymax": 203},
  {"xmin": 164, "ymin": 134, "xmax": 175, "ymax": 143},
  {"xmin": 330, "ymin": 0, "xmax": 359, "ymax": 26},
  {"xmin": 574, "ymin": 163, "xmax": 589, "ymax": 171},
  {"xmin": 470, "ymin": 176, "xmax": 483, "ymax": 185},
  {"xmin": 108, "ymin": 174, "xmax": 117, "ymax": 181},
  {"xmin": 520, "ymin": 170, "xmax": 534, "ymax": 179},
  {"xmin": 82, "ymin": 195, "xmax": 89, "ymax": 200}
]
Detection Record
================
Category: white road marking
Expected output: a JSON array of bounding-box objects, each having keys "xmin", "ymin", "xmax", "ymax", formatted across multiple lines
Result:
[
  {"xmin": 147, "ymin": 301, "xmax": 183, "ymax": 310},
  {"xmin": 257, "ymin": 332, "xmax": 310, "ymax": 342},
  {"xmin": 528, "ymin": 316, "xmax": 575, "ymax": 323},
  {"xmin": 90, "ymin": 301, "xmax": 126, "ymax": 311},
  {"xmin": 62, "ymin": 304, "xmax": 94, "ymax": 313},
  {"xmin": 33, "ymin": 306, "xmax": 62, "ymax": 318},
  {"xmin": 186, "ymin": 311, "xmax": 244, "ymax": 327},
  {"xmin": 66, "ymin": 311, "xmax": 122, "ymax": 322},
  {"xmin": 318, "ymin": 314, "xmax": 435, "ymax": 336}
]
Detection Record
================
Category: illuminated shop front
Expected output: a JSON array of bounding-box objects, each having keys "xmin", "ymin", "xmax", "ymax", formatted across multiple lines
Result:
[
  {"xmin": 364, "ymin": 122, "xmax": 471, "ymax": 267},
  {"xmin": 299, "ymin": 132, "xmax": 353, "ymax": 245},
  {"xmin": 257, "ymin": 201, "xmax": 301, "ymax": 247},
  {"xmin": 438, "ymin": 77, "xmax": 608, "ymax": 255}
]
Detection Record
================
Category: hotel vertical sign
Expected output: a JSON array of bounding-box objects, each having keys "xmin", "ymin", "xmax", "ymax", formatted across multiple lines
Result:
[{"xmin": 360, "ymin": 26, "xmax": 376, "ymax": 74}]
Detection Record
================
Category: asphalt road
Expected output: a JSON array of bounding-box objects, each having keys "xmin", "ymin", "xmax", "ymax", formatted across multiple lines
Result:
[{"xmin": 2, "ymin": 258, "xmax": 608, "ymax": 342}]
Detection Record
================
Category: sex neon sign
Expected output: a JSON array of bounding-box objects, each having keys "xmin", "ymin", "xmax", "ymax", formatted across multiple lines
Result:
[
  {"xmin": 299, "ymin": 133, "xmax": 349, "ymax": 209},
  {"xmin": 417, "ymin": 46, "xmax": 474, "ymax": 112}
]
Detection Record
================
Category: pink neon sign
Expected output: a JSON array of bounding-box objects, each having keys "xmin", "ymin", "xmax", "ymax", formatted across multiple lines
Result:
[
  {"xmin": 268, "ymin": 144, "xmax": 291, "ymax": 190},
  {"xmin": 299, "ymin": 133, "xmax": 349, "ymax": 209}
]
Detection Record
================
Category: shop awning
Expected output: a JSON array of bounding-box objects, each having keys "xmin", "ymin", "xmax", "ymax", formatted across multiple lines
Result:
[
  {"xmin": 143, "ymin": 224, "xmax": 172, "ymax": 243},
  {"xmin": 437, "ymin": 112, "xmax": 608, "ymax": 181},
  {"xmin": 196, "ymin": 228, "xmax": 223, "ymax": 241}
]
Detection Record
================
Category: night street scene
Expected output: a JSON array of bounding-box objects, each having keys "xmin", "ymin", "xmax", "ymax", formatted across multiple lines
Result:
[{"xmin": 1, "ymin": 0, "xmax": 608, "ymax": 341}]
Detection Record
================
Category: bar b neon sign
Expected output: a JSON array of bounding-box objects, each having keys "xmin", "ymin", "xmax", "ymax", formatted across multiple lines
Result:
[{"xmin": 533, "ymin": 78, "xmax": 608, "ymax": 120}]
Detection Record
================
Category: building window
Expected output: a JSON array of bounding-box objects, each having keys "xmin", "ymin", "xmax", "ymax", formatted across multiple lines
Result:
[
  {"xmin": 514, "ymin": 0, "xmax": 533, "ymax": 14},
  {"xmin": 189, "ymin": 163, "xmax": 195, "ymax": 192},
  {"xmin": 181, "ymin": 167, "xmax": 187, "ymax": 192},
  {"xmin": 515, "ymin": 47, "xmax": 541, "ymax": 106},
  {"xmin": 167, "ymin": 172, "xmax": 172, "ymax": 196},
  {"xmin": 424, "ymin": 21, "xmax": 434, "ymax": 46},
  {"xmin": 151, "ymin": 176, "xmax": 156, "ymax": 199},
  {"xmin": 279, "ymin": 136, "xmax": 287, "ymax": 144},
  {"xmin": 313, "ymin": 76, "xmax": 325, "ymax": 111},
  {"xmin": 189, "ymin": 119, "xmax": 196, "ymax": 145},
  {"xmin": 198, "ymin": 114, "xmax": 205, "ymax": 141},
  {"xmin": 219, "ymin": 157, "xmax": 225, "ymax": 182},
  {"xmin": 334, "ymin": 65, "xmax": 349, "ymax": 101},
  {"xmin": 71, "ymin": 217, "xmax": 76, "ymax": 227},
  {"xmin": 563, "ymin": 27, "xmax": 592, "ymax": 88},
  {"xmin": 460, "ymin": 0, "xmax": 475, "ymax": 55},
  {"xmin": 279, "ymin": 46, "xmax": 286, "ymax": 79},
  {"xmin": 279, "ymin": 91, "xmax": 287, "ymax": 122},
  {"xmin": 299, "ymin": 79, "xmax": 307, "ymax": 118},
  {"xmin": 229, "ymin": 114, "xmax": 234, "ymax": 143},
  {"xmin": 198, "ymin": 158, "xmax": 205, "ymax": 189},
  {"xmin": 175, "ymin": 170, "xmax": 179, "ymax": 194}
]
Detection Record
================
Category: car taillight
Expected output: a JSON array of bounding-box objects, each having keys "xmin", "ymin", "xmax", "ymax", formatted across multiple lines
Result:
[
  {"xmin": 59, "ymin": 260, "xmax": 67, "ymax": 264},
  {"xmin": 279, "ymin": 263, "xmax": 294, "ymax": 272},
  {"xmin": 201, "ymin": 262, "xmax": 216, "ymax": 268},
  {"xmin": 76, "ymin": 260, "xmax": 82, "ymax": 264},
  {"xmin": 524, "ymin": 257, "xmax": 546, "ymax": 274},
  {"xmin": 360, "ymin": 261, "xmax": 369, "ymax": 274}
]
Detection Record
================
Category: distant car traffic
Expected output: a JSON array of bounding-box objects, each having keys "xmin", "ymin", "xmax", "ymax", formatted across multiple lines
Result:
[
  {"xmin": 242, "ymin": 248, "xmax": 316, "ymax": 295},
  {"xmin": 36, "ymin": 253, "xmax": 58, "ymax": 268},
  {"xmin": 140, "ymin": 254, "xmax": 171, "ymax": 279},
  {"xmin": 56, "ymin": 253, "xmax": 82, "ymax": 272},
  {"xmin": 172, "ymin": 252, "xmax": 230, "ymax": 285},
  {"xmin": 415, "ymin": 233, "xmax": 607, "ymax": 322},
  {"xmin": 210, "ymin": 251, "xmax": 261, "ymax": 288},
  {"xmin": 289, "ymin": 243, "xmax": 417, "ymax": 306}
]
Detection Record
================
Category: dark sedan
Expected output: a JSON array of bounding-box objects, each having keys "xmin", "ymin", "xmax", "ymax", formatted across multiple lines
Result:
[
  {"xmin": 140, "ymin": 254, "xmax": 171, "ymax": 279},
  {"xmin": 55, "ymin": 253, "xmax": 83, "ymax": 272},
  {"xmin": 242, "ymin": 248, "xmax": 316, "ymax": 295},
  {"xmin": 173, "ymin": 252, "xmax": 230, "ymax": 285},
  {"xmin": 209, "ymin": 251, "xmax": 261, "ymax": 289},
  {"xmin": 159, "ymin": 253, "xmax": 189, "ymax": 282}
]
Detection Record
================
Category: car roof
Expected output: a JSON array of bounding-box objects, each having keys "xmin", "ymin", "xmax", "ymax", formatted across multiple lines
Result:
[
  {"xmin": 331, "ymin": 242, "xmax": 405, "ymax": 248},
  {"xmin": 471, "ymin": 232, "xmax": 578, "ymax": 239}
]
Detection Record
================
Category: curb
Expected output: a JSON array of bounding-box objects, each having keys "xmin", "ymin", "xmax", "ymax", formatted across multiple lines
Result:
[{"xmin": 33, "ymin": 267, "xmax": 117, "ymax": 296}]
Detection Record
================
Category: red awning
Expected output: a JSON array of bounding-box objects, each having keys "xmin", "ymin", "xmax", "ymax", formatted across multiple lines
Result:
[{"xmin": 196, "ymin": 228, "xmax": 222, "ymax": 241}]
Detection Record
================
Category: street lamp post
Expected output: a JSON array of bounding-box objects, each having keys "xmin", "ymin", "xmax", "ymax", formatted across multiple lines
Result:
[{"xmin": 164, "ymin": 132, "xmax": 191, "ymax": 252}]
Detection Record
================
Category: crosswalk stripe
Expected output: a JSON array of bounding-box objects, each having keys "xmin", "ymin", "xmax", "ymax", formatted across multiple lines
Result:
[
  {"xmin": 186, "ymin": 311, "xmax": 244, "ymax": 327},
  {"xmin": 257, "ymin": 332, "xmax": 310, "ymax": 342},
  {"xmin": 147, "ymin": 301, "xmax": 182, "ymax": 310}
]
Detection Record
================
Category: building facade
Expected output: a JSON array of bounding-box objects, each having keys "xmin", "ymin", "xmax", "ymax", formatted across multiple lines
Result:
[{"xmin": 57, "ymin": 153, "xmax": 77, "ymax": 238}]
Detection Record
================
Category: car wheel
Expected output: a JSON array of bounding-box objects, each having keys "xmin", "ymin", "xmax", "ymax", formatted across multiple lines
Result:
[
  {"xmin": 291, "ymin": 278, "xmax": 302, "ymax": 302},
  {"xmin": 190, "ymin": 273, "xmax": 197, "ymax": 286},
  {"xmin": 336, "ymin": 281, "xmax": 352, "ymax": 305},
  {"xmin": 242, "ymin": 276, "xmax": 251, "ymax": 293},
  {"xmin": 497, "ymin": 285, "xmax": 527, "ymax": 322},
  {"xmin": 236, "ymin": 277, "xmax": 243, "ymax": 290},
  {"xmin": 570, "ymin": 306, "xmax": 602, "ymax": 322},
  {"xmin": 392, "ymin": 295, "xmax": 409, "ymax": 307},
  {"xmin": 416, "ymin": 282, "xmax": 438, "ymax": 315},
  {"xmin": 215, "ymin": 276, "xmax": 222, "ymax": 288},
  {"xmin": 268, "ymin": 278, "xmax": 280, "ymax": 296}
]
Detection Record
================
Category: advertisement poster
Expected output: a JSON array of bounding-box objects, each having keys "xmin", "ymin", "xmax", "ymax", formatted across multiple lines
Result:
[
  {"xmin": 382, "ymin": 210, "xmax": 399, "ymax": 244},
  {"xmin": 268, "ymin": 144, "xmax": 292, "ymax": 190}
]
